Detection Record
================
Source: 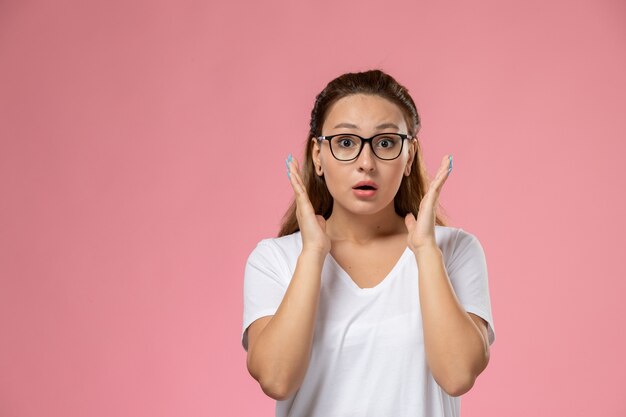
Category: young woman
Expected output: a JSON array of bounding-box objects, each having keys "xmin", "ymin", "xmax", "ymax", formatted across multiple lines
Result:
[{"xmin": 241, "ymin": 69, "xmax": 496, "ymax": 417}]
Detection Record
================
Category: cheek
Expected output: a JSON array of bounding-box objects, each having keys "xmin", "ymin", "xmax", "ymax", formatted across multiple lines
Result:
[
  {"xmin": 382, "ymin": 167, "xmax": 406, "ymax": 196},
  {"xmin": 323, "ymin": 169, "xmax": 341, "ymax": 197},
  {"xmin": 322, "ymin": 164, "xmax": 352, "ymax": 200}
]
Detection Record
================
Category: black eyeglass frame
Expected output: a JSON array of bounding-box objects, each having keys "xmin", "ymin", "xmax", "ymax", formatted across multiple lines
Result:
[{"xmin": 316, "ymin": 133, "xmax": 413, "ymax": 161}]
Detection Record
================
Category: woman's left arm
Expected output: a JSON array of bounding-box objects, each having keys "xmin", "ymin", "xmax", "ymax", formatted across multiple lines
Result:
[
  {"xmin": 404, "ymin": 154, "xmax": 490, "ymax": 397},
  {"xmin": 414, "ymin": 244, "xmax": 490, "ymax": 397}
]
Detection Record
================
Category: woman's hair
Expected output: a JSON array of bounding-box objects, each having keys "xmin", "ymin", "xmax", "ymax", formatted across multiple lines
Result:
[{"xmin": 277, "ymin": 68, "xmax": 450, "ymax": 237}]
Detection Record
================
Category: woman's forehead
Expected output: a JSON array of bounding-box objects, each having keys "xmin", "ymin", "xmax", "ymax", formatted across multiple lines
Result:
[{"xmin": 323, "ymin": 94, "xmax": 406, "ymax": 131}]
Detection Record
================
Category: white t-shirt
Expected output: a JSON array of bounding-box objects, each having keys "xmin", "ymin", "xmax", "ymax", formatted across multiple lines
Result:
[{"xmin": 241, "ymin": 225, "xmax": 496, "ymax": 417}]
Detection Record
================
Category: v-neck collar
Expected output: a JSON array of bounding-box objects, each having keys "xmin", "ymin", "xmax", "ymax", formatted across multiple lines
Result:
[{"xmin": 327, "ymin": 246, "xmax": 412, "ymax": 295}]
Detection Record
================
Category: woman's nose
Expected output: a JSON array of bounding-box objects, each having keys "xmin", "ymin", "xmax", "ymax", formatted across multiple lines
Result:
[{"xmin": 357, "ymin": 142, "xmax": 376, "ymax": 170}]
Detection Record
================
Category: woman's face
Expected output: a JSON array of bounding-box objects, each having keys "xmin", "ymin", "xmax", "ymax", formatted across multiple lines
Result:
[{"xmin": 311, "ymin": 93, "xmax": 416, "ymax": 216}]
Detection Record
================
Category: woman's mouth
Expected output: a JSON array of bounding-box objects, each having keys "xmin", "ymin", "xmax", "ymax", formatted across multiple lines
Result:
[{"xmin": 352, "ymin": 186, "xmax": 377, "ymax": 198}]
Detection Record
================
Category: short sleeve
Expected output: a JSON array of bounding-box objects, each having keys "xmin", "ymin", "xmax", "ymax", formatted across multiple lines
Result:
[
  {"xmin": 445, "ymin": 229, "xmax": 496, "ymax": 346},
  {"xmin": 241, "ymin": 240, "xmax": 289, "ymax": 352}
]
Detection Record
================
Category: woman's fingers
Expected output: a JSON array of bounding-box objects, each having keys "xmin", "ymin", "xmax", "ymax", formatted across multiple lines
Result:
[
  {"xmin": 287, "ymin": 155, "xmax": 314, "ymax": 211},
  {"xmin": 287, "ymin": 155, "xmax": 304, "ymax": 195},
  {"xmin": 436, "ymin": 154, "xmax": 451, "ymax": 179},
  {"xmin": 290, "ymin": 157, "xmax": 305, "ymax": 191},
  {"xmin": 431, "ymin": 154, "xmax": 452, "ymax": 194},
  {"xmin": 285, "ymin": 154, "xmax": 331, "ymax": 254}
]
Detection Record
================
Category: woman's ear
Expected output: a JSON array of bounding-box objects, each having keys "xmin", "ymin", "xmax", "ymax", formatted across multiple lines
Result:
[
  {"xmin": 311, "ymin": 138, "xmax": 324, "ymax": 176},
  {"xmin": 405, "ymin": 138, "xmax": 417, "ymax": 176}
]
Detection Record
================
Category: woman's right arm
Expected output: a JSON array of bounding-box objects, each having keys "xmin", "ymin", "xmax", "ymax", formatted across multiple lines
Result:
[
  {"xmin": 246, "ymin": 153, "xmax": 331, "ymax": 400},
  {"xmin": 246, "ymin": 248, "xmax": 325, "ymax": 400}
]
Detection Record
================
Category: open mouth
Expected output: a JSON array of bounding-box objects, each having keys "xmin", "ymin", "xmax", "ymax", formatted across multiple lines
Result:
[{"xmin": 353, "ymin": 185, "xmax": 377, "ymax": 190}]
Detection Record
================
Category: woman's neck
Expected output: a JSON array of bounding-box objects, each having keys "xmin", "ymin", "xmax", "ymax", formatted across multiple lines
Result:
[{"xmin": 325, "ymin": 204, "xmax": 407, "ymax": 245}]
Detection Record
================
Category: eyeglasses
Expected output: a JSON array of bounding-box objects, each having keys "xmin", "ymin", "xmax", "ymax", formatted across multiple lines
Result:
[{"xmin": 317, "ymin": 133, "xmax": 412, "ymax": 161}]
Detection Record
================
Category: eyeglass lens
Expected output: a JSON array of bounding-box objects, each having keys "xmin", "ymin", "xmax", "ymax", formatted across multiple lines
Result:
[{"xmin": 330, "ymin": 134, "xmax": 403, "ymax": 160}]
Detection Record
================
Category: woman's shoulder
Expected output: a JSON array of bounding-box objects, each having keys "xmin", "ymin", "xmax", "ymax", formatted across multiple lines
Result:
[
  {"xmin": 249, "ymin": 230, "xmax": 303, "ymax": 264},
  {"xmin": 435, "ymin": 225, "xmax": 481, "ymax": 260},
  {"xmin": 435, "ymin": 225, "xmax": 479, "ymax": 240}
]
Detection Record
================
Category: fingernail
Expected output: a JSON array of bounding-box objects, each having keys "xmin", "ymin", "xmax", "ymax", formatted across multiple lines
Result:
[{"xmin": 448, "ymin": 154, "xmax": 453, "ymax": 171}]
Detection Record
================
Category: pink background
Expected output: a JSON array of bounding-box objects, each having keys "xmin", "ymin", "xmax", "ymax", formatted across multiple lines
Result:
[{"xmin": 1, "ymin": 0, "xmax": 625, "ymax": 416}]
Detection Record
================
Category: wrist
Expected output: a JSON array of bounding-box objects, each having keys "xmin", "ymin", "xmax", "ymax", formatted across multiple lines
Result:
[
  {"xmin": 300, "ymin": 248, "xmax": 328, "ymax": 262},
  {"xmin": 411, "ymin": 243, "xmax": 442, "ymax": 260}
]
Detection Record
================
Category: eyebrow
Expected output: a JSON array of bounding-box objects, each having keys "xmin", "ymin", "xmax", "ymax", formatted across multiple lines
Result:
[{"xmin": 333, "ymin": 122, "xmax": 400, "ymax": 130}]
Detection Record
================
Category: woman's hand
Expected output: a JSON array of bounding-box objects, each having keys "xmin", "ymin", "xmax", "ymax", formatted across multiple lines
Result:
[
  {"xmin": 286, "ymin": 154, "xmax": 332, "ymax": 256},
  {"xmin": 404, "ymin": 154, "xmax": 453, "ymax": 252}
]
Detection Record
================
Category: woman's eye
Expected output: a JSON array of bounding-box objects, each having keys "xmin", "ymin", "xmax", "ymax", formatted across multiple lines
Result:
[{"xmin": 377, "ymin": 139, "xmax": 395, "ymax": 148}]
